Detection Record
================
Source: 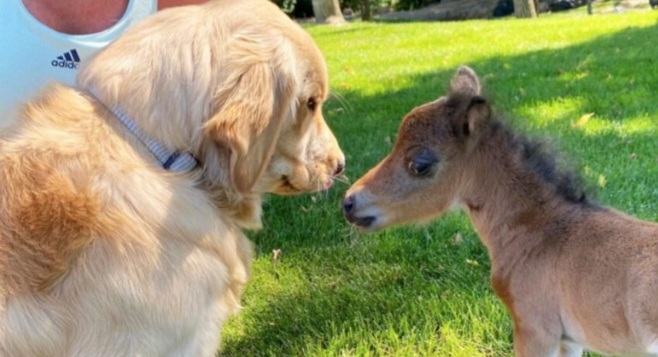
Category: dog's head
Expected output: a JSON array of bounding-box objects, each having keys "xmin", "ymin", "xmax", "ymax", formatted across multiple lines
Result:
[
  {"xmin": 78, "ymin": 0, "xmax": 344, "ymax": 227},
  {"xmin": 201, "ymin": 7, "xmax": 344, "ymax": 197}
]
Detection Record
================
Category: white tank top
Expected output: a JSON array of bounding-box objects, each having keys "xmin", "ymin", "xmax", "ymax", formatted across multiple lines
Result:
[{"xmin": 0, "ymin": 0, "xmax": 156, "ymax": 129}]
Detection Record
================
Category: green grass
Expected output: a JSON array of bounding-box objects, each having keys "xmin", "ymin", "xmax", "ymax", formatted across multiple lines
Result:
[{"xmin": 221, "ymin": 9, "xmax": 658, "ymax": 356}]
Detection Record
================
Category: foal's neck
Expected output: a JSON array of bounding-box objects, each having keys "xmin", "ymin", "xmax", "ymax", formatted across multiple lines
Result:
[{"xmin": 459, "ymin": 125, "xmax": 579, "ymax": 262}]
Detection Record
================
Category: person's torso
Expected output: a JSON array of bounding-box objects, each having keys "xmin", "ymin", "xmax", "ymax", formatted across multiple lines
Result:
[{"xmin": 0, "ymin": 0, "xmax": 156, "ymax": 129}]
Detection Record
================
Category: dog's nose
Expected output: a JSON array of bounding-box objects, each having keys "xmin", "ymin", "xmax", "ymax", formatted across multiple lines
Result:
[
  {"xmin": 342, "ymin": 194, "xmax": 355, "ymax": 215},
  {"xmin": 334, "ymin": 161, "xmax": 345, "ymax": 176}
]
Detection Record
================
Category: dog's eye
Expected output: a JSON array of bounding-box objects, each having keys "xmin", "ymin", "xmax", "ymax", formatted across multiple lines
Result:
[
  {"xmin": 306, "ymin": 97, "xmax": 317, "ymax": 111},
  {"xmin": 406, "ymin": 147, "xmax": 438, "ymax": 177}
]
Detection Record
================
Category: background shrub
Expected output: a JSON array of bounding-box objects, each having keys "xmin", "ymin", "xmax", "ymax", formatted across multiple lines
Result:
[
  {"xmin": 394, "ymin": 0, "xmax": 440, "ymax": 11},
  {"xmin": 271, "ymin": 0, "xmax": 314, "ymax": 18},
  {"xmin": 271, "ymin": 0, "xmax": 440, "ymax": 17}
]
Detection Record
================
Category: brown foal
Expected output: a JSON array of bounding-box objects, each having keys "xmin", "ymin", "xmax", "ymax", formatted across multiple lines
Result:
[{"xmin": 343, "ymin": 66, "xmax": 658, "ymax": 357}]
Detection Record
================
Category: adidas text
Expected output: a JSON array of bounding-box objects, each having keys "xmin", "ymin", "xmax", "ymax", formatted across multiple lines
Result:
[
  {"xmin": 51, "ymin": 60, "xmax": 79, "ymax": 69},
  {"xmin": 52, "ymin": 49, "xmax": 80, "ymax": 70}
]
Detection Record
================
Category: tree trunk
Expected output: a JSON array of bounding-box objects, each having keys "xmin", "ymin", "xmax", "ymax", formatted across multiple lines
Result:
[
  {"xmin": 361, "ymin": 0, "xmax": 371, "ymax": 21},
  {"xmin": 311, "ymin": 0, "xmax": 345, "ymax": 24},
  {"xmin": 513, "ymin": 0, "xmax": 537, "ymax": 17},
  {"xmin": 587, "ymin": 0, "xmax": 593, "ymax": 14}
]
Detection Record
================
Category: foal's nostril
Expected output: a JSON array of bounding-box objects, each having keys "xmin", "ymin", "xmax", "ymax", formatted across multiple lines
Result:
[
  {"xmin": 342, "ymin": 195, "xmax": 355, "ymax": 214},
  {"xmin": 334, "ymin": 162, "xmax": 345, "ymax": 176}
]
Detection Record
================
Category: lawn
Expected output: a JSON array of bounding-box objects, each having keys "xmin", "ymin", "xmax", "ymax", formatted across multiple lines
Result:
[{"xmin": 221, "ymin": 9, "xmax": 658, "ymax": 357}]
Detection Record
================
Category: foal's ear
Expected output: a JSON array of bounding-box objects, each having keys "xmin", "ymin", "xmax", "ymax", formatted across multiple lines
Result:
[
  {"xmin": 451, "ymin": 96, "xmax": 491, "ymax": 139},
  {"xmin": 449, "ymin": 66, "xmax": 481, "ymax": 96},
  {"xmin": 447, "ymin": 66, "xmax": 489, "ymax": 139}
]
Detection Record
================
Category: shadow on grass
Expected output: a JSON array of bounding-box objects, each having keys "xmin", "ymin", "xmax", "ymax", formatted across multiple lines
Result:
[
  {"xmin": 222, "ymin": 216, "xmax": 505, "ymax": 355},
  {"xmin": 221, "ymin": 22, "xmax": 657, "ymax": 355}
]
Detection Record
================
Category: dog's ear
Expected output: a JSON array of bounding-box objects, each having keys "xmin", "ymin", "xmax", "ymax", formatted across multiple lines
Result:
[{"xmin": 204, "ymin": 59, "xmax": 295, "ymax": 194}]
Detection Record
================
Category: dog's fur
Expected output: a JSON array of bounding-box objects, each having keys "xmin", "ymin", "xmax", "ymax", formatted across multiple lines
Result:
[
  {"xmin": 344, "ymin": 67, "xmax": 658, "ymax": 356},
  {"xmin": 0, "ymin": 0, "xmax": 344, "ymax": 355}
]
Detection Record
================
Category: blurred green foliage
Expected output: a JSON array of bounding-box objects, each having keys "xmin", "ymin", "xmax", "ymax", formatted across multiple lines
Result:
[{"xmin": 271, "ymin": 0, "xmax": 441, "ymax": 18}]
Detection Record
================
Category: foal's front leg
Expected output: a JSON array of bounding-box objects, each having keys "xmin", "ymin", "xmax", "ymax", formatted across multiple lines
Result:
[
  {"xmin": 559, "ymin": 340, "xmax": 583, "ymax": 357},
  {"xmin": 513, "ymin": 325, "xmax": 561, "ymax": 357}
]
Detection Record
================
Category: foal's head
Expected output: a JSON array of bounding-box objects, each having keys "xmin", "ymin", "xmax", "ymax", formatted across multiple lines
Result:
[{"xmin": 343, "ymin": 66, "xmax": 491, "ymax": 230}]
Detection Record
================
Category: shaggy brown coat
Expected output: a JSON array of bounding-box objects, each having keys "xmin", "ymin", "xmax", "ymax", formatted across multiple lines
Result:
[{"xmin": 345, "ymin": 66, "xmax": 658, "ymax": 356}]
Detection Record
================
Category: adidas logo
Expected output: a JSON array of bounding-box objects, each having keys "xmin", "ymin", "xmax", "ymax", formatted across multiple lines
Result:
[{"xmin": 51, "ymin": 49, "xmax": 80, "ymax": 69}]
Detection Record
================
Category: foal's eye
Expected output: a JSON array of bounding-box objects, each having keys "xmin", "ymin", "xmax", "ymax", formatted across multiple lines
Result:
[
  {"xmin": 307, "ymin": 97, "xmax": 317, "ymax": 111},
  {"xmin": 408, "ymin": 160, "xmax": 433, "ymax": 177},
  {"xmin": 406, "ymin": 148, "xmax": 438, "ymax": 177}
]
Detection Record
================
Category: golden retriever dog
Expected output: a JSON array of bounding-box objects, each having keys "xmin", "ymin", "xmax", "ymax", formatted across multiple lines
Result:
[{"xmin": 0, "ymin": 0, "xmax": 344, "ymax": 355}]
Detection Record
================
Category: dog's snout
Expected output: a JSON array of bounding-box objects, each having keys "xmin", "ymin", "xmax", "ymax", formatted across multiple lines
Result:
[
  {"xmin": 343, "ymin": 194, "xmax": 355, "ymax": 215},
  {"xmin": 334, "ymin": 161, "xmax": 345, "ymax": 177}
]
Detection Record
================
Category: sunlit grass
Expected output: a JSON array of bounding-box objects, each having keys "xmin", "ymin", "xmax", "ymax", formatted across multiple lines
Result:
[{"xmin": 221, "ymin": 9, "xmax": 658, "ymax": 356}]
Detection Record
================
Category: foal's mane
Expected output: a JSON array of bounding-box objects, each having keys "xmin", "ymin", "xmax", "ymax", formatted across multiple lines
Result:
[{"xmin": 487, "ymin": 119, "xmax": 596, "ymax": 206}]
